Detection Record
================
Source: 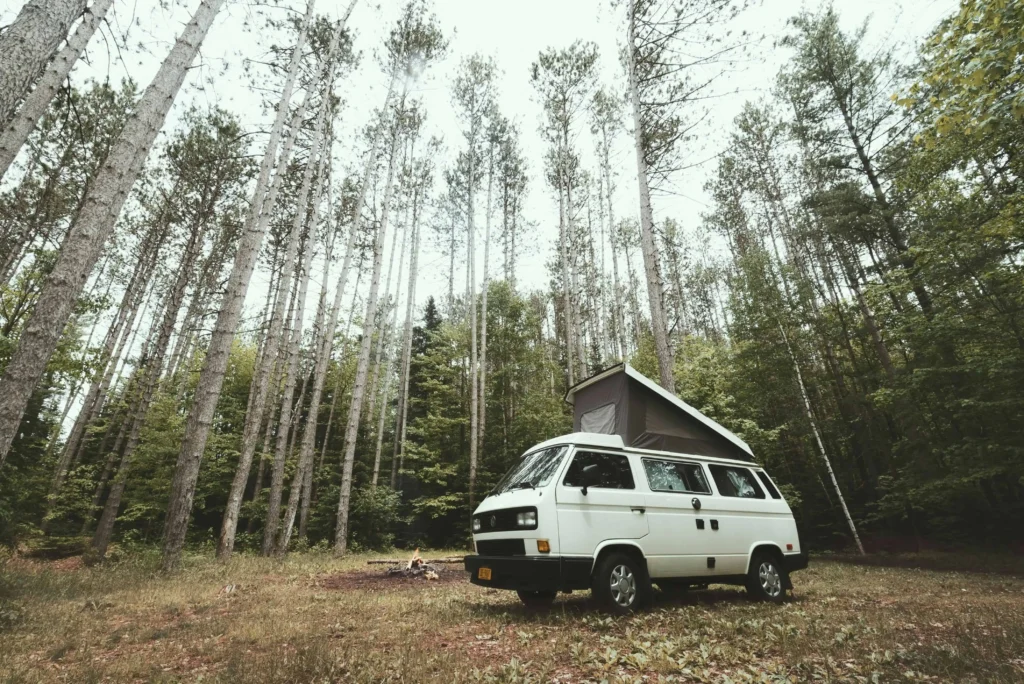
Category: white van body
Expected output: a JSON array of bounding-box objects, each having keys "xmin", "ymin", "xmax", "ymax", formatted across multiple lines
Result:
[{"xmin": 464, "ymin": 432, "xmax": 807, "ymax": 610}]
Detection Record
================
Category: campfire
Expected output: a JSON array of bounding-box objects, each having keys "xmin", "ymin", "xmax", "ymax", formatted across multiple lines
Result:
[
  {"xmin": 385, "ymin": 549, "xmax": 441, "ymax": 580},
  {"xmin": 367, "ymin": 549, "xmax": 463, "ymax": 580}
]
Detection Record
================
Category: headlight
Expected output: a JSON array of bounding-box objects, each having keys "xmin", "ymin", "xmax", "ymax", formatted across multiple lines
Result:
[
  {"xmin": 516, "ymin": 510, "xmax": 537, "ymax": 528},
  {"xmin": 472, "ymin": 517, "xmax": 481, "ymax": 532}
]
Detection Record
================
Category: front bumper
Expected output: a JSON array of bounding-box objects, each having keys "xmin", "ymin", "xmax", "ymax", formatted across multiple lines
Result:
[{"xmin": 464, "ymin": 555, "xmax": 592, "ymax": 592}]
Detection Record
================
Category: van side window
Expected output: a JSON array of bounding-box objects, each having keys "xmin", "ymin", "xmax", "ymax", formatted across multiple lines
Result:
[
  {"xmin": 642, "ymin": 459, "xmax": 711, "ymax": 494},
  {"xmin": 708, "ymin": 465, "xmax": 765, "ymax": 499},
  {"xmin": 563, "ymin": 451, "xmax": 634, "ymax": 489},
  {"xmin": 755, "ymin": 470, "xmax": 782, "ymax": 499}
]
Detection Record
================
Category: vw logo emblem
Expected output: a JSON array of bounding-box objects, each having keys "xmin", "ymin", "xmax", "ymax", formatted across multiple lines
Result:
[{"xmin": 489, "ymin": 515, "xmax": 497, "ymax": 528}]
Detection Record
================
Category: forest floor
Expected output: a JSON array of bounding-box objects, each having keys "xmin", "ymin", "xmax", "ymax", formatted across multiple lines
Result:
[{"xmin": 2, "ymin": 549, "xmax": 1023, "ymax": 683}]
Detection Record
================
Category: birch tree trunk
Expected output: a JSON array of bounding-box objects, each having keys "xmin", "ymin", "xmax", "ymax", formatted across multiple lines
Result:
[
  {"xmin": 334, "ymin": 88, "xmax": 405, "ymax": 555},
  {"xmin": 0, "ymin": 0, "xmax": 113, "ymax": 179},
  {"xmin": 0, "ymin": 0, "xmax": 228, "ymax": 466},
  {"xmin": 0, "ymin": 0, "xmax": 88, "ymax": 130},
  {"xmin": 777, "ymin": 322, "xmax": 865, "ymax": 555},
  {"xmin": 625, "ymin": 2, "xmax": 675, "ymax": 393}
]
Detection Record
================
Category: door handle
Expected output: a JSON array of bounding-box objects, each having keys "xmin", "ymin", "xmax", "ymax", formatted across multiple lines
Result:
[{"xmin": 631, "ymin": 507, "xmax": 646, "ymax": 514}]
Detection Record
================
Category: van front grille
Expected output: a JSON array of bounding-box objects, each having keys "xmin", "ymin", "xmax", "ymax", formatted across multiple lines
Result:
[{"xmin": 476, "ymin": 539, "xmax": 526, "ymax": 556}]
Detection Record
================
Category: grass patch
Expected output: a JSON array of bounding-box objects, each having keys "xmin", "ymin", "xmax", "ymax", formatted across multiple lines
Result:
[{"xmin": 1, "ymin": 550, "xmax": 1023, "ymax": 682}]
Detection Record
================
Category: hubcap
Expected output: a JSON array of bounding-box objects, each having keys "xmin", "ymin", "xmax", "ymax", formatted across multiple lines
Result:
[
  {"xmin": 759, "ymin": 561, "xmax": 782, "ymax": 597},
  {"xmin": 609, "ymin": 564, "xmax": 636, "ymax": 607}
]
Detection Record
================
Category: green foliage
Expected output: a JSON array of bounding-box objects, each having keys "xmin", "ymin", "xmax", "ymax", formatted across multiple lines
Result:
[{"xmin": 347, "ymin": 486, "xmax": 403, "ymax": 551}]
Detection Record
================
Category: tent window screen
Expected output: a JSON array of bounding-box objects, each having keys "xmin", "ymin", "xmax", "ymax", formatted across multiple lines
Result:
[
  {"xmin": 708, "ymin": 465, "xmax": 765, "ymax": 499},
  {"xmin": 580, "ymin": 403, "xmax": 616, "ymax": 434},
  {"xmin": 643, "ymin": 459, "xmax": 711, "ymax": 494},
  {"xmin": 563, "ymin": 451, "xmax": 634, "ymax": 489}
]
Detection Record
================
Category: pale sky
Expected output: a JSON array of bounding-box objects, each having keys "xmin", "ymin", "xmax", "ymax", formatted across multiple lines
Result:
[{"xmin": 1, "ymin": 0, "xmax": 958, "ymax": 392}]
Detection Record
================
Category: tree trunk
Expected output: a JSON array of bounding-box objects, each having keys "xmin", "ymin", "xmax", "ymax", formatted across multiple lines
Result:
[
  {"xmin": 392, "ymin": 186, "xmax": 422, "ymax": 488},
  {"xmin": 213, "ymin": 0, "xmax": 323, "ymax": 562},
  {"xmin": 777, "ymin": 322, "xmax": 865, "ymax": 555},
  {"xmin": 0, "ymin": 0, "xmax": 228, "ymax": 466},
  {"xmin": 318, "ymin": 264, "xmax": 364, "ymax": 473},
  {"xmin": 276, "ymin": 130, "xmax": 340, "ymax": 554},
  {"xmin": 479, "ymin": 145, "xmax": 493, "ymax": 460},
  {"xmin": 160, "ymin": 0, "xmax": 363, "ymax": 572},
  {"xmin": 0, "ymin": 0, "xmax": 113, "ymax": 179},
  {"xmin": 625, "ymin": 3, "xmax": 674, "ymax": 392},
  {"xmin": 262, "ymin": 132, "xmax": 329, "ymax": 555},
  {"xmin": 0, "ymin": 0, "xmax": 88, "ymax": 130},
  {"xmin": 334, "ymin": 86, "xmax": 405, "ymax": 555},
  {"xmin": 557, "ymin": 177, "xmax": 574, "ymax": 386},
  {"xmin": 364, "ymin": 212, "xmax": 405, "ymax": 431},
  {"xmin": 467, "ymin": 131, "xmax": 480, "ymax": 516},
  {"xmin": 371, "ymin": 221, "xmax": 408, "ymax": 486},
  {"xmin": 91, "ymin": 212, "xmax": 209, "ymax": 558}
]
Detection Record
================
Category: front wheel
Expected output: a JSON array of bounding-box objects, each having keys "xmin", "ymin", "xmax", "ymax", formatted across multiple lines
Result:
[
  {"xmin": 517, "ymin": 590, "xmax": 556, "ymax": 609},
  {"xmin": 746, "ymin": 551, "xmax": 787, "ymax": 604},
  {"xmin": 592, "ymin": 552, "xmax": 651, "ymax": 615}
]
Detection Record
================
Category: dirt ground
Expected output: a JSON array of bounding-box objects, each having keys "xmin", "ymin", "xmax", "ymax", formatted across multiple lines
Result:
[{"xmin": 2, "ymin": 550, "xmax": 1023, "ymax": 682}]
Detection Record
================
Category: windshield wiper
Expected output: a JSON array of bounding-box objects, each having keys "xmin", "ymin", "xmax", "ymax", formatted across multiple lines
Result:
[{"xmin": 511, "ymin": 481, "xmax": 535, "ymax": 490}]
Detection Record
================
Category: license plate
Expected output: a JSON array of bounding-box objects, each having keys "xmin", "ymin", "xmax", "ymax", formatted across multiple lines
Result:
[{"xmin": 477, "ymin": 567, "xmax": 492, "ymax": 581}]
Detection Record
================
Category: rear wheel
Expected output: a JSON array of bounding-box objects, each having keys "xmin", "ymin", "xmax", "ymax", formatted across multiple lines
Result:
[
  {"xmin": 746, "ymin": 551, "xmax": 787, "ymax": 604},
  {"xmin": 516, "ymin": 590, "xmax": 556, "ymax": 609},
  {"xmin": 592, "ymin": 552, "xmax": 651, "ymax": 615}
]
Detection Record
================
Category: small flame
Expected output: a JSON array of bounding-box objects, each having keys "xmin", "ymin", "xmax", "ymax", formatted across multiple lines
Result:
[{"xmin": 407, "ymin": 548, "xmax": 422, "ymax": 570}]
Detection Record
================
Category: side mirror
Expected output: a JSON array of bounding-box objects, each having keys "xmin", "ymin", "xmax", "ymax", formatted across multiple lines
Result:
[{"xmin": 581, "ymin": 463, "xmax": 600, "ymax": 496}]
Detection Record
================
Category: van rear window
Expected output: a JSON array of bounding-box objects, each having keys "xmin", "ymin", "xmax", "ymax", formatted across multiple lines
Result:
[
  {"xmin": 708, "ymin": 465, "xmax": 765, "ymax": 499},
  {"xmin": 755, "ymin": 470, "xmax": 782, "ymax": 499}
]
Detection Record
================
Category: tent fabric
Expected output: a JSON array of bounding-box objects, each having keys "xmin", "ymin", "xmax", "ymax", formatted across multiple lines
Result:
[
  {"xmin": 580, "ymin": 403, "xmax": 617, "ymax": 434},
  {"xmin": 566, "ymin": 363, "xmax": 753, "ymax": 462}
]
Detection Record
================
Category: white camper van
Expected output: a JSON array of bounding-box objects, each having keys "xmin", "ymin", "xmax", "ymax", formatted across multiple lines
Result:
[{"xmin": 464, "ymin": 364, "xmax": 807, "ymax": 614}]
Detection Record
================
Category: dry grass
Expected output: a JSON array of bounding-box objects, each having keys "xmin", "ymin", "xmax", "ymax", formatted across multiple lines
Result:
[{"xmin": 2, "ymin": 549, "xmax": 1023, "ymax": 683}]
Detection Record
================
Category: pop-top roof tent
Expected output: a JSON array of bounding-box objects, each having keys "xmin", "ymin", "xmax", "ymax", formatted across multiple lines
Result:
[{"xmin": 564, "ymin": 363, "xmax": 753, "ymax": 462}]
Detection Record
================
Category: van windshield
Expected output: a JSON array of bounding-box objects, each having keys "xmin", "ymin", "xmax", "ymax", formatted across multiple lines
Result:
[{"xmin": 492, "ymin": 446, "xmax": 568, "ymax": 494}]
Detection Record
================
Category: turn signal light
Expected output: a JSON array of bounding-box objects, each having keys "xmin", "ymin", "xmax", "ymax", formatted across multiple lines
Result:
[{"xmin": 537, "ymin": 539, "xmax": 550, "ymax": 553}]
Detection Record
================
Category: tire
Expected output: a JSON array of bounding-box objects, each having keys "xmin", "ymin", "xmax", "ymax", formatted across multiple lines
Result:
[
  {"xmin": 592, "ymin": 552, "xmax": 652, "ymax": 615},
  {"xmin": 746, "ymin": 551, "xmax": 787, "ymax": 604},
  {"xmin": 517, "ymin": 590, "xmax": 556, "ymax": 609}
]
